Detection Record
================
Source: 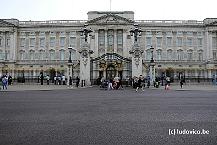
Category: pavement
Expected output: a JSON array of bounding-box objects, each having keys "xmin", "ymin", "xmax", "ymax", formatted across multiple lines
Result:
[
  {"xmin": 0, "ymin": 83, "xmax": 217, "ymax": 91},
  {"xmin": 0, "ymin": 86, "xmax": 217, "ymax": 145}
]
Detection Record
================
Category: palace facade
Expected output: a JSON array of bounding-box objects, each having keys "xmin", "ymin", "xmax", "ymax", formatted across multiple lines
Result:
[{"xmin": 0, "ymin": 11, "xmax": 217, "ymax": 84}]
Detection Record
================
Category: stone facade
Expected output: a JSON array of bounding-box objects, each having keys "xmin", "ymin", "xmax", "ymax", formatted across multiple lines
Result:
[{"xmin": 0, "ymin": 11, "xmax": 217, "ymax": 84}]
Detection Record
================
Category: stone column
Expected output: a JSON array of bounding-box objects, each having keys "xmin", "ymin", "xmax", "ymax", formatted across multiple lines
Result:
[
  {"xmin": 94, "ymin": 30, "xmax": 99, "ymax": 57},
  {"xmin": 130, "ymin": 43, "xmax": 143, "ymax": 77},
  {"xmin": 79, "ymin": 42, "xmax": 93, "ymax": 86},
  {"xmin": 105, "ymin": 30, "xmax": 107, "ymax": 54},
  {"xmin": 123, "ymin": 30, "xmax": 128, "ymax": 57},
  {"xmin": 114, "ymin": 29, "xmax": 117, "ymax": 53}
]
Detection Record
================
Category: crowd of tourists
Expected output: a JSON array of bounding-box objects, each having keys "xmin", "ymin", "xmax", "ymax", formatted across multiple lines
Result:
[{"xmin": 97, "ymin": 75, "xmax": 183, "ymax": 92}]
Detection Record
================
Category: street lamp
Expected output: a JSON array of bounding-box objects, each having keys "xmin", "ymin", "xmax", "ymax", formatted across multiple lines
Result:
[
  {"xmin": 149, "ymin": 46, "xmax": 155, "ymax": 86},
  {"xmin": 68, "ymin": 47, "xmax": 73, "ymax": 86},
  {"xmin": 150, "ymin": 46, "xmax": 155, "ymax": 64},
  {"xmin": 130, "ymin": 24, "xmax": 142, "ymax": 42},
  {"xmin": 68, "ymin": 47, "xmax": 72, "ymax": 63},
  {"xmin": 79, "ymin": 24, "xmax": 93, "ymax": 42}
]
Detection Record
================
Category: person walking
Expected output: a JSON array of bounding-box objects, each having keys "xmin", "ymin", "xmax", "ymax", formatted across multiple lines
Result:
[
  {"xmin": 136, "ymin": 76, "xmax": 142, "ymax": 92},
  {"xmin": 108, "ymin": 78, "xmax": 114, "ymax": 90}
]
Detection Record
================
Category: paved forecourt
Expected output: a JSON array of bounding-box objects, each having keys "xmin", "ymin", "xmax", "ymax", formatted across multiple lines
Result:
[{"xmin": 0, "ymin": 87, "xmax": 217, "ymax": 145}]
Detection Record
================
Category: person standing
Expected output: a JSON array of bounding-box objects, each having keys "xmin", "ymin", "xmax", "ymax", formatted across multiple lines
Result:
[
  {"xmin": 40, "ymin": 73, "xmax": 43, "ymax": 85},
  {"xmin": 8, "ymin": 75, "xmax": 12, "ymax": 85},
  {"xmin": 76, "ymin": 76, "xmax": 80, "ymax": 87},
  {"xmin": 54, "ymin": 76, "xmax": 57, "ymax": 85},
  {"xmin": 46, "ymin": 75, "xmax": 50, "ymax": 85},
  {"xmin": 2, "ymin": 76, "xmax": 8, "ymax": 90},
  {"xmin": 180, "ymin": 79, "xmax": 184, "ymax": 88},
  {"xmin": 62, "ymin": 75, "xmax": 66, "ymax": 85}
]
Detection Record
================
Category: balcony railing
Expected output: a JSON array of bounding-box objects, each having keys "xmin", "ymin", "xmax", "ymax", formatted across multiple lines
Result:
[
  {"xmin": 16, "ymin": 60, "xmax": 79, "ymax": 65},
  {"xmin": 135, "ymin": 20, "xmax": 204, "ymax": 25},
  {"xmin": 19, "ymin": 20, "xmax": 87, "ymax": 26}
]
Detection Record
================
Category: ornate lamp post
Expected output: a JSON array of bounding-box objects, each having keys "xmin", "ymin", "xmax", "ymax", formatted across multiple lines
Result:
[
  {"xmin": 149, "ymin": 46, "xmax": 155, "ymax": 85},
  {"xmin": 130, "ymin": 24, "xmax": 142, "ymax": 43},
  {"xmin": 67, "ymin": 47, "xmax": 73, "ymax": 86},
  {"xmin": 129, "ymin": 24, "xmax": 143, "ymax": 77},
  {"xmin": 79, "ymin": 24, "xmax": 93, "ymax": 87},
  {"xmin": 80, "ymin": 24, "xmax": 93, "ymax": 43}
]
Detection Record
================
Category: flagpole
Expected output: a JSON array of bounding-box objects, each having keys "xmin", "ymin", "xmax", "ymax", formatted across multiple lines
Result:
[{"xmin": 110, "ymin": 0, "xmax": 112, "ymax": 11}]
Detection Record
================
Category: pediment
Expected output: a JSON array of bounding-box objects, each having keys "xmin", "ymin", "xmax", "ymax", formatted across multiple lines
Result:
[
  {"xmin": 0, "ymin": 19, "xmax": 15, "ymax": 27},
  {"xmin": 88, "ymin": 14, "xmax": 134, "ymax": 25}
]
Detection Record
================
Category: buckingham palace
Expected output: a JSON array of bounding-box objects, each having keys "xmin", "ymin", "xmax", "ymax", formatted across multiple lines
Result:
[{"xmin": 0, "ymin": 11, "xmax": 217, "ymax": 85}]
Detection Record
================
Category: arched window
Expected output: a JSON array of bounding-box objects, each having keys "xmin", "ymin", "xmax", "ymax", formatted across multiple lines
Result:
[
  {"xmin": 187, "ymin": 50, "xmax": 193, "ymax": 60},
  {"xmin": 19, "ymin": 50, "xmax": 25, "ymax": 60},
  {"xmin": 49, "ymin": 50, "xmax": 55, "ymax": 60},
  {"xmin": 198, "ymin": 50, "xmax": 203, "ymax": 61},
  {"xmin": 29, "ymin": 50, "xmax": 35, "ymax": 60},
  {"xmin": 39, "ymin": 50, "xmax": 45, "ymax": 60},
  {"xmin": 177, "ymin": 49, "xmax": 184, "ymax": 60},
  {"xmin": 156, "ymin": 49, "xmax": 162, "ymax": 60},
  {"xmin": 167, "ymin": 50, "xmax": 172, "ymax": 60}
]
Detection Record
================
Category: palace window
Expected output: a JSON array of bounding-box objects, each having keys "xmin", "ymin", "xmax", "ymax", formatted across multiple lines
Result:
[
  {"xmin": 177, "ymin": 37, "xmax": 182, "ymax": 47},
  {"xmin": 167, "ymin": 50, "xmax": 172, "ymax": 60},
  {"xmin": 60, "ymin": 37, "xmax": 65, "ymax": 47},
  {"xmin": 29, "ymin": 38, "xmax": 35, "ymax": 47},
  {"xmin": 38, "ymin": 50, "xmax": 45, "ymax": 60},
  {"xmin": 197, "ymin": 38, "xmax": 202, "ymax": 47},
  {"xmin": 20, "ymin": 38, "xmax": 25, "ymax": 47},
  {"xmin": 146, "ymin": 37, "xmax": 152, "ymax": 47},
  {"xmin": 50, "ymin": 50, "xmax": 55, "ymax": 60},
  {"xmin": 40, "ymin": 38, "xmax": 45, "ymax": 48},
  {"xmin": 177, "ymin": 49, "xmax": 184, "ymax": 60},
  {"xmin": 187, "ymin": 50, "xmax": 193, "ymax": 60},
  {"xmin": 69, "ymin": 37, "xmax": 76, "ymax": 48},
  {"xmin": 60, "ymin": 49, "xmax": 65, "ymax": 61},
  {"xmin": 213, "ymin": 51, "xmax": 217, "ymax": 60},
  {"xmin": 157, "ymin": 37, "xmax": 162, "ymax": 48},
  {"xmin": 98, "ymin": 29, "xmax": 105, "ymax": 46},
  {"xmin": 117, "ymin": 30, "xmax": 123, "ymax": 45},
  {"xmin": 167, "ymin": 37, "xmax": 172, "ymax": 47},
  {"xmin": 156, "ymin": 49, "xmax": 162, "ymax": 60},
  {"xmin": 107, "ymin": 29, "xmax": 114, "ymax": 52},
  {"xmin": 6, "ymin": 39, "xmax": 10, "ymax": 46},
  {"xmin": 108, "ymin": 30, "xmax": 114, "ymax": 46},
  {"xmin": 19, "ymin": 51, "xmax": 25, "ymax": 60},
  {"xmin": 198, "ymin": 50, "xmax": 203, "ymax": 61},
  {"xmin": 212, "ymin": 37, "xmax": 217, "ymax": 49},
  {"xmin": 146, "ymin": 49, "xmax": 151, "ymax": 60},
  {"xmin": 187, "ymin": 38, "xmax": 193, "ymax": 47},
  {"xmin": 50, "ymin": 37, "xmax": 55, "ymax": 47},
  {"xmin": 29, "ymin": 50, "xmax": 35, "ymax": 60}
]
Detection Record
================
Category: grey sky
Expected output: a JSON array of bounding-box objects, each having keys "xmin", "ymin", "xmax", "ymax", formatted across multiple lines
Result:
[{"xmin": 1, "ymin": 0, "xmax": 216, "ymax": 21}]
